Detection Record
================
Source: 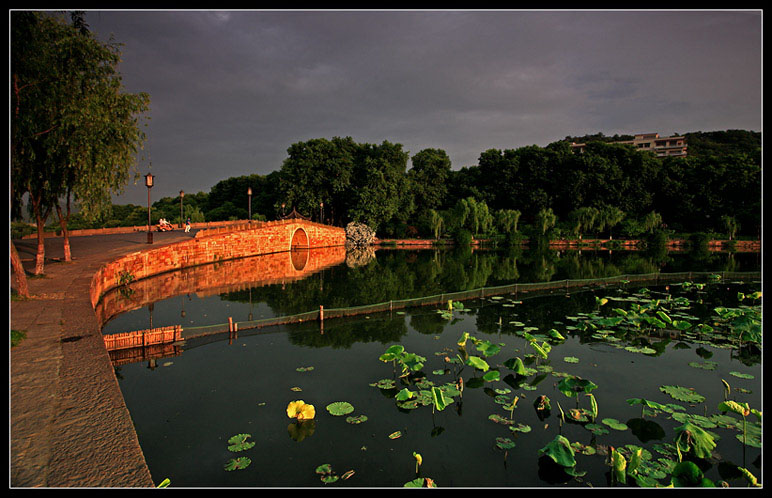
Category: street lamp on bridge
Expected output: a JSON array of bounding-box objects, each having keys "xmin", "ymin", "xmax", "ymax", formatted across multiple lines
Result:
[
  {"xmin": 247, "ymin": 186, "xmax": 253, "ymax": 222},
  {"xmin": 320, "ymin": 202, "xmax": 324, "ymax": 224},
  {"xmin": 145, "ymin": 173, "xmax": 155, "ymax": 244},
  {"xmin": 179, "ymin": 190, "xmax": 185, "ymax": 228}
]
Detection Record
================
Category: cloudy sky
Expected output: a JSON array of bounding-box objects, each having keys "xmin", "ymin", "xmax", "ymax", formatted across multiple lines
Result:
[{"xmin": 77, "ymin": 9, "xmax": 761, "ymax": 206}]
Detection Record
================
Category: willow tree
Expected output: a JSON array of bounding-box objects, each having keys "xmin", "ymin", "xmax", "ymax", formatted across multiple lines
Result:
[
  {"xmin": 597, "ymin": 205, "xmax": 626, "ymax": 240},
  {"xmin": 569, "ymin": 206, "xmax": 599, "ymax": 239},
  {"xmin": 11, "ymin": 11, "xmax": 149, "ymax": 279},
  {"xmin": 535, "ymin": 207, "xmax": 557, "ymax": 236}
]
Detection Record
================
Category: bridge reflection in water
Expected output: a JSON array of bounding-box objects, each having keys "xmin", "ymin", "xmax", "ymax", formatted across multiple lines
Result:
[{"xmin": 97, "ymin": 246, "xmax": 347, "ymax": 334}]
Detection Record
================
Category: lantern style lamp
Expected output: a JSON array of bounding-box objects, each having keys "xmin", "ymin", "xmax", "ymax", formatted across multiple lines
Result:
[
  {"xmin": 179, "ymin": 190, "xmax": 185, "ymax": 228},
  {"xmin": 145, "ymin": 173, "xmax": 155, "ymax": 244},
  {"xmin": 247, "ymin": 187, "xmax": 253, "ymax": 222}
]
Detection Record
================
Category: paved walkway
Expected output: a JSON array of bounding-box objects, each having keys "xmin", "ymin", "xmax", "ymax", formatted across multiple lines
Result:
[{"xmin": 10, "ymin": 230, "xmax": 196, "ymax": 488}]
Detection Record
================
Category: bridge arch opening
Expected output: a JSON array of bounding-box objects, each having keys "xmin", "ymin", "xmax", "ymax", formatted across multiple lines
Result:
[{"xmin": 290, "ymin": 227, "xmax": 309, "ymax": 251}]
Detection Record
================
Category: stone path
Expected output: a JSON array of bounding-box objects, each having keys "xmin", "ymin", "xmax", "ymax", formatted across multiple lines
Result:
[{"xmin": 10, "ymin": 230, "xmax": 196, "ymax": 488}]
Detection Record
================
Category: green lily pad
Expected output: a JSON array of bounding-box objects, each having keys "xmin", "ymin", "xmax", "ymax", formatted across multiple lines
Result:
[
  {"xmin": 495, "ymin": 437, "xmax": 516, "ymax": 450},
  {"xmin": 563, "ymin": 356, "xmax": 579, "ymax": 363},
  {"xmin": 729, "ymin": 371, "xmax": 754, "ymax": 379},
  {"xmin": 224, "ymin": 457, "xmax": 251, "ymax": 471},
  {"xmin": 602, "ymin": 418, "xmax": 629, "ymax": 431},
  {"xmin": 688, "ymin": 361, "xmax": 718, "ymax": 370},
  {"xmin": 660, "ymin": 385, "xmax": 706, "ymax": 404},
  {"xmin": 227, "ymin": 433, "xmax": 255, "ymax": 452},
  {"xmin": 372, "ymin": 379, "xmax": 396, "ymax": 389},
  {"xmin": 346, "ymin": 415, "xmax": 368, "ymax": 424},
  {"xmin": 326, "ymin": 401, "xmax": 354, "ymax": 416},
  {"xmin": 585, "ymin": 423, "xmax": 610, "ymax": 435},
  {"xmin": 509, "ymin": 423, "xmax": 531, "ymax": 433}
]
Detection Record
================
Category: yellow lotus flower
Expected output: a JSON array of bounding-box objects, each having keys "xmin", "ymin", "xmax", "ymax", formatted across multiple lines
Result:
[{"xmin": 286, "ymin": 400, "xmax": 316, "ymax": 420}]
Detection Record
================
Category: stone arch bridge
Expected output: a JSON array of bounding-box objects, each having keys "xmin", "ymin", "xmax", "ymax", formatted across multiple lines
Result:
[{"xmin": 90, "ymin": 219, "xmax": 346, "ymax": 310}]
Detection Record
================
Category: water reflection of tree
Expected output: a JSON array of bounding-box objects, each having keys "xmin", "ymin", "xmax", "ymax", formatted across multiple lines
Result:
[
  {"xmin": 409, "ymin": 311, "xmax": 450, "ymax": 336},
  {"xmin": 219, "ymin": 248, "xmax": 758, "ymax": 320},
  {"xmin": 285, "ymin": 315, "xmax": 407, "ymax": 349}
]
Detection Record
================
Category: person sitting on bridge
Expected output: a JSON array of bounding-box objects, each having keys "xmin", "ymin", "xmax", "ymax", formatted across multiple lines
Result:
[{"xmin": 158, "ymin": 218, "xmax": 173, "ymax": 231}]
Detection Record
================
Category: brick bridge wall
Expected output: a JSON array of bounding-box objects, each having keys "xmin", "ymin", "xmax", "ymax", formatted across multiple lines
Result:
[
  {"xmin": 95, "ymin": 246, "xmax": 346, "ymax": 328},
  {"xmin": 90, "ymin": 219, "xmax": 346, "ymax": 310}
]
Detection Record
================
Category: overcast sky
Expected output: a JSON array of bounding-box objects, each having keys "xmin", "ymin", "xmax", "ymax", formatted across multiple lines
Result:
[{"xmin": 76, "ymin": 9, "xmax": 761, "ymax": 206}]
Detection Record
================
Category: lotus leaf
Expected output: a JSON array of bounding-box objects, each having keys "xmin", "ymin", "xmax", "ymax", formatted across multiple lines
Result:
[
  {"xmin": 675, "ymin": 422, "xmax": 716, "ymax": 459},
  {"xmin": 495, "ymin": 437, "xmax": 516, "ymax": 450},
  {"xmin": 728, "ymin": 371, "xmax": 754, "ymax": 379},
  {"xmin": 379, "ymin": 345, "xmax": 405, "ymax": 362},
  {"xmin": 482, "ymin": 370, "xmax": 500, "ymax": 382},
  {"xmin": 404, "ymin": 477, "xmax": 438, "ymax": 487},
  {"xmin": 466, "ymin": 355, "xmax": 489, "ymax": 372},
  {"xmin": 504, "ymin": 357, "xmax": 527, "ymax": 375},
  {"xmin": 509, "ymin": 423, "xmax": 531, "ymax": 433},
  {"xmin": 227, "ymin": 433, "xmax": 255, "ymax": 452},
  {"xmin": 688, "ymin": 361, "xmax": 718, "ymax": 370},
  {"xmin": 474, "ymin": 339, "xmax": 501, "ymax": 357},
  {"xmin": 345, "ymin": 415, "xmax": 368, "ymax": 424},
  {"xmin": 395, "ymin": 388, "xmax": 415, "ymax": 401},
  {"xmin": 602, "ymin": 418, "xmax": 628, "ymax": 431},
  {"xmin": 563, "ymin": 356, "xmax": 579, "ymax": 363},
  {"xmin": 431, "ymin": 386, "xmax": 453, "ymax": 411},
  {"xmin": 326, "ymin": 401, "xmax": 354, "ymax": 416},
  {"xmin": 538, "ymin": 434, "xmax": 576, "ymax": 468},
  {"xmin": 557, "ymin": 376, "xmax": 598, "ymax": 397},
  {"xmin": 671, "ymin": 461, "xmax": 714, "ymax": 487},
  {"xmin": 660, "ymin": 385, "xmax": 706, "ymax": 404},
  {"xmin": 224, "ymin": 457, "xmax": 251, "ymax": 471}
]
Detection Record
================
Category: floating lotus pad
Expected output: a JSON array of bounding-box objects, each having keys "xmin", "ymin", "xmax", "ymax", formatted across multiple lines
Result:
[
  {"xmin": 227, "ymin": 433, "xmax": 255, "ymax": 452},
  {"xmin": 326, "ymin": 401, "xmax": 354, "ymax": 416}
]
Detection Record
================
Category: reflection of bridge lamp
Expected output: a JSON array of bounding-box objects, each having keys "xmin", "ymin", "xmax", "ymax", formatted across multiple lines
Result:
[
  {"xmin": 181, "ymin": 295, "xmax": 186, "ymax": 318},
  {"xmin": 145, "ymin": 173, "xmax": 154, "ymax": 244},
  {"xmin": 248, "ymin": 287, "xmax": 253, "ymax": 321},
  {"xmin": 179, "ymin": 190, "xmax": 185, "ymax": 228},
  {"xmin": 147, "ymin": 303, "xmax": 157, "ymax": 369},
  {"xmin": 247, "ymin": 187, "xmax": 252, "ymax": 222}
]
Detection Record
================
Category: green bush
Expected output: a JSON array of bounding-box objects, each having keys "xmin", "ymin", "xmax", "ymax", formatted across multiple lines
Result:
[
  {"xmin": 11, "ymin": 222, "xmax": 36, "ymax": 239},
  {"xmin": 453, "ymin": 229, "xmax": 473, "ymax": 246}
]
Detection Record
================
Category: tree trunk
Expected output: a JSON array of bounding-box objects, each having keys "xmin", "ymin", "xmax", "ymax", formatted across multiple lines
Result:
[
  {"xmin": 10, "ymin": 241, "xmax": 30, "ymax": 298},
  {"xmin": 34, "ymin": 213, "xmax": 46, "ymax": 275},
  {"xmin": 55, "ymin": 202, "xmax": 72, "ymax": 262}
]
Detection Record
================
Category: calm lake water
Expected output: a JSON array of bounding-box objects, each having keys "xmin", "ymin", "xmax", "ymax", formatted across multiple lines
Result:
[{"xmin": 106, "ymin": 247, "xmax": 762, "ymax": 487}]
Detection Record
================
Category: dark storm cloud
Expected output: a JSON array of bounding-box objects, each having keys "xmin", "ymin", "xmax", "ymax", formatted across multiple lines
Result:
[{"xmin": 78, "ymin": 10, "xmax": 760, "ymax": 205}]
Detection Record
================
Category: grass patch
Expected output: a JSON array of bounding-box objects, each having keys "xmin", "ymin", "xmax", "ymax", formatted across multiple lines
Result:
[{"xmin": 11, "ymin": 330, "xmax": 27, "ymax": 347}]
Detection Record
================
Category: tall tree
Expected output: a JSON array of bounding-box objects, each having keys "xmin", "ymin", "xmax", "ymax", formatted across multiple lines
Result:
[
  {"xmin": 278, "ymin": 137, "xmax": 357, "ymax": 224},
  {"xmin": 408, "ymin": 148, "xmax": 451, "ymax": 213},
  {"xmin": 11, "ymin": 11, "xmax": 149, "ymax": 277}
]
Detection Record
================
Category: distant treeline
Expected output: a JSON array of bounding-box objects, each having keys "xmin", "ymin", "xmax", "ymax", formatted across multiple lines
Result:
[{"xmin": 41, "ymin": 129, "xmax": 760, "ymax": 241}]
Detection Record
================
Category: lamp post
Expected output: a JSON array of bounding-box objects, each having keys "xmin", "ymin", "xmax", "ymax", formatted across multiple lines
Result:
[
  {"xmin": 179, "ymin": 190, "xmax": 185, "ymax": 228},
  {"xmin": 247, "ymin": 187, "xmax": 252, "ymax": 222},
  {"xmin": 145, "ymin": 173, "xmax": 155, "ymax": 244},
  {"xmin": 320, "ymin": 202, "xmax": 324, "ymax": 224},
  {"xmin": 281, "ymin": 203, "xmax": 286, "ymax": 218}
]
